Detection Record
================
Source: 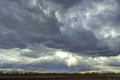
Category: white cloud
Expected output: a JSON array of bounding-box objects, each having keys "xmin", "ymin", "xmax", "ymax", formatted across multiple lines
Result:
[{"xmin": 0, "ymin": 43, "xmax": 120, "ymax": 72}]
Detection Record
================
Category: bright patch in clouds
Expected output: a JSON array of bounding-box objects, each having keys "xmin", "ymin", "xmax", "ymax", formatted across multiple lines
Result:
[
  {"xmin": 100, "ymin": 27, "xmax": 120, "ymax": 38},
  {"xmin": 55, "ymin": 51, "xmax": 78, "ymax": 67},
  {"xmin": 66, "ymin": 54, "xmax": 78, "ymax": 67},
  {"xmin": 0, "ymin": 44, "xmax": 120, "ymax": 72},
  {"xmin": 55, "ymin": 51, "xmax": 68, "ymax": 59}
]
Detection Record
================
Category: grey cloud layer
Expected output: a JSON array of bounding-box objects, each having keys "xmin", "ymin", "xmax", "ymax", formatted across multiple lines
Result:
[
  {"xmin": 0, "ymin": 27, "xmax": 26, "ymax": 48},
  {"xmin": 0, "ymin": 0, "xmax": 120, "ymax": 57},
  {"xmin": 0, "ymin": 44, "xmax": 120, "ymax": 72}
]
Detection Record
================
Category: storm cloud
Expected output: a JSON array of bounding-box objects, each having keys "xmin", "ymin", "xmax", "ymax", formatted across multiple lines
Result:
[{"xmin": 0, "ymin": 0, "xmax": 120, "ymax": 72}]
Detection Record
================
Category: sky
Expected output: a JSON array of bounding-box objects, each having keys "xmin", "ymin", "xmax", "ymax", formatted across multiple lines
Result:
[{"xmin": 0, "ymin": 0, "xmax": 120, "ymax": 73}]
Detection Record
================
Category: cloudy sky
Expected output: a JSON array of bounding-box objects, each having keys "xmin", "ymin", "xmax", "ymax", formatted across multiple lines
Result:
[{"xmin": 0, "ymin": 0, "xmax": 120, "ymax": 72}]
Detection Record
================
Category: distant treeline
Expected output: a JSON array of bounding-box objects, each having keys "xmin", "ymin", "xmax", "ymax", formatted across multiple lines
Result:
[{"xmin": 0, "ymin": 71, "xmax": 120, "ymax": 76}]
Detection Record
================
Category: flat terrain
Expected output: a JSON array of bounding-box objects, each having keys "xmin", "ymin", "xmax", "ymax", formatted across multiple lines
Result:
[{"xmin": 0, "ymin": 73, "xmax": 120, "ymax": 80}]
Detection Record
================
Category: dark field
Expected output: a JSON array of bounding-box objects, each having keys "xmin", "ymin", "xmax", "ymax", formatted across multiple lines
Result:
[{"xmin": 0, "ymin": 72, "xmax": 120, "ymax": 80}]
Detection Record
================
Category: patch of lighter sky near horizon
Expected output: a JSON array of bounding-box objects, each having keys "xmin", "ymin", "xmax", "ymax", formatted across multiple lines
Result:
[
  {"xmin": 0, "ymin": 44, "xmax": 79, "ymax": 67},
  {"xmin": 0, "ymin": 48, "xmax": 21, "ymax": 62},
  {"xmin": 55, "ymin": 51, "xmax": 80, "ymax": 67},
  {"xmin": 0, "ymin": 46, "xmax": 120, "ymax": 72},
  {"xmin": 0, "ymin": 48, "xmax": 35, "ymax": 63},
  {"xmin": 0, "ymin": 46, "xmax": 79, "ymax": 67},
  {"xmin": 96, "ymin": 65, "xmax": 120, "ymax": 73},
  {"xmin": 92, "ymin": 55, "xmax": 120, "ymax": 72}
]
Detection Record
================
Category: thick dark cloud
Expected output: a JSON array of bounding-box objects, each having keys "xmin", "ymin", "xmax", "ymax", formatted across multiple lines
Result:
[
  {"xmin": 0, "ymin": 0, "xmax": 62, "ymax": 47},
  {"xmin": 52, "ymin": 0, "xmax": 82, "ymax": 9},
  {"xmin": 0, "ymin": 0, "xmax": 120, "ymax": 56},
  {"xmin": 0, "ymin": 0, "xmax": 60, "ymax": 34},
  {"xmin": 0, "ymin": 27, "xmax": 26, "ymax": 48},
  {"xmin": 54, "ymin": 0, "xmax": 120, "ymax": 56}
]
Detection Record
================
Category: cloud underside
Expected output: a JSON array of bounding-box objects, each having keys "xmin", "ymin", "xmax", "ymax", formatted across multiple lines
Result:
[
  {"xmin": 0, "ymin": 44, "xmax": 120, "ymax": 72},
  {"xmin": 0, "ymin": 0, "xmax": 120, "ymax": 72}
]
